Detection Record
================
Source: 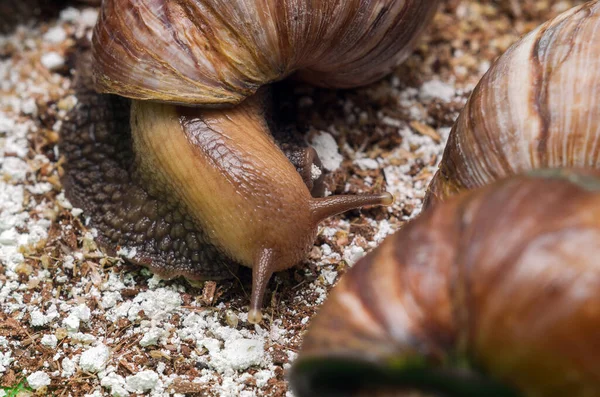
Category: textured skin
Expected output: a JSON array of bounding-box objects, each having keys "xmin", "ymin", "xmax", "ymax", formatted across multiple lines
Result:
[
  {"xmin": 60, "ymin": 52, "xmax": 319, "ymax": 281},
  {"xmin": 427, "ymin": 1, "xmax": 600, "ymax": 204}
]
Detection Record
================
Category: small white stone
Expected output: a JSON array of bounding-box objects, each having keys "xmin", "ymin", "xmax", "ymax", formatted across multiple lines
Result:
[
  {"xmin": 71, "ymin": 208, "xmax": 84, "ymax": 217},
  {"xmin": 41, "ymin": 52, "xmax": 65, "ymax": 71},
  {"xmin": 139, "ymin": 327, "xmax": 162, "ymax": 347},
  {"xmin": 101, "ymin": 372, "xmax": 129, "ymax": 397},
  {"xmin": 70, "ymin": 333, "xmax": 97, "ymax": 344},
  {"xmin": 221, "ymin": 339, "xmax": 264, "ymax": 371},
  {"xmin": 63, "ymin": 312, "xmax": 80, "ymax": 333},
  {"xmin": 101, "ymin": 291, "xmax": 121, "ymax": 309},
  {"xmin": 61, "ymin": 357, "xmax": 77, "ymax": 377},
  {"xmin": 81, "ymin": 9, "xmax": 99, "ymax": 27},
  {"xmin": 74, "ymin": 304, "xmax": 91, "ymax": 322},
  {"xmin": 40, "ymin": 334, "xmax": 58, "ymax": 349},
  {"xmin": 320, "ymin": 268, "xmax": 338, "ymax": 285},
  {"xmin": 310, "ymin": 163, "xmax": 322, "ymax": 181},
  {"xmin": 43, "ymin": 26, "xmax": 67, "ymax": 43},
  {"xmin": 21, "ymin": 98, "xmax": 38, "ymax": 116},
  {"xmin": 30, "ymin": 310, "xmax": 48, "ymax": 327},
  {"xmin": 343, "ymin": 245, "xmax": 366, "ymax": 266},
  {"xmin": 26, "ymin": 182, "xmax": 53, "ymax": 195},
  {"xmin": 80, "ymin": 344, "xmax": 110, "ymax": 373},
  {"xmin": 310, "ymin": 131, "xmax": 343, "ymax": 171},
  {"xmin": 125, "ymin": 370, "xmax": 159, "ymax": 393},
  {"xmin": 116, "ymin": 246, "xmax": 137, "ymax": 259},
  {"xmin": 354, "ymin": 157, "xmax": 380, "ymax": 171},
  {"xmin": 0, "ymin": 351, "xmax": 13, "ymax": 373},
  {"xmin": 60, "ymin": 7, "xmax": 81, "ymax": 21},
  {"xmin": 419, "ymin": 80, "xmax": 455, "ymax": 103},
  {"xmin": 56, "ymin": 192, "xmax": 73, "ymax": 209},
  {"xmin": 27, "ymin": 371, "xmax": 51, "ymax": 390}
]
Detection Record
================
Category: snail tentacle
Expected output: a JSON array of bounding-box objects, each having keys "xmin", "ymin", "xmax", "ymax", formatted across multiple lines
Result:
[{"xmin": 309, "ymin": 192, "xmax": 394, "ymax": 224}]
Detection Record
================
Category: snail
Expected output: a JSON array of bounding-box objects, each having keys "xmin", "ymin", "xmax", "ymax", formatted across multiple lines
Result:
[
  {"xmin": 60, "ymin": 0, "xmax": 440, "ymax": 323},
  {"xmin": 290, "ymin": 169, "xmax": 600, "ymax": 397},
  {"xmin": 426, "ymin": 0, "xmax": 600, "ymax": 204}
]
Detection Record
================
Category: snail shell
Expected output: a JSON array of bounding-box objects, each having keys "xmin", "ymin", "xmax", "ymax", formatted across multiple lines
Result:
[
  {"xmin": 291, "ymin": 169, "xmax": 600, "ymax": 397},
  {"xmin": 427, "ymin": 0, "xmax": 600, "ymax": 203},
  {"xmin": 92, "ymin": 0, "xmax": 440, "ymax": 105}
]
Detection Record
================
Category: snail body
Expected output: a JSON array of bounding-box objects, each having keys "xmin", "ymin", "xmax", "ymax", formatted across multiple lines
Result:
[
  {"xmin": 291, "ymin": 169, "xmax": 600, "ymax": 397},
  {"xmin": 427, "ymin": 0, "xmax": 600, "ymax": 203},
  {"xmin": 62, "ymin": 53, "xmax": 392, "ymax": 323},
  {"xmin": 60, "ymin": 0, "xmax": 440, "ymax": 321},
  {"xmin": 130, "ymin": 98, "xmax": 392, "ymax": 322}
]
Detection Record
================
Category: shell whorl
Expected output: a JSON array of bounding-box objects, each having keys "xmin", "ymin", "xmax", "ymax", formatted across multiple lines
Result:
[
  {"xmin": 292, "ymin": 170, "xmax": 600, "ymax": 397},
  {"xmin": 92, "ymin": 0, "xmax": 439, "ymax": 105},
  {"xmin": 427, "ymin": 1, "xmax": 600, "ymax": 202}
]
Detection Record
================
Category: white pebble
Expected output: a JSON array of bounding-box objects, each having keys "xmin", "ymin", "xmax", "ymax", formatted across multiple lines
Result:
[
  {"xmin": 63, "ymin": 313, "xmax": 80, "ymax": 333},
  {"xmin": 27, "ymin": 371, "xmax": 51, "ymax": 390},
  {"xmin": 20, "ymin": 98, "xmax": 38, "ymax": 116},
  {"xmin": 221, "ymin": 339, "xmax": 264, "ymax": 371},
  {"xmin": 125, "ymin": 370, "xmax": 159, "ymax": 393},
  {"xmin": 30, "ymin": 310, "xmax": 49, "ymax": 327},
  {"xmin": 80, "ymin": 344, "xmax": 110, "ymax": 373},
  {"xmin": 43, "ymin": 26, "xmax": 67, "ymax": 44},
  {"xmin": 81, "ymin": 9, "xmax": 99, "ymax": 27},
  {"xmin": 354, "ymin": 157, "xmax": 380, "ymax": 171},
  {"xmin": 101, "ymin": 373, "xmax": 129, "ymax": 397},
  {"xmin": 310, "ymin": 131, "xmax": 343, "ymax": 171},
  {"xmin": 41, "ymin": 52, "xmax": 65, "ymax": 71},
  {"xmin": 419, "ymin": 80, "xmax": 456, "ymax": 103},
  {"xmin": 61, "ymin": 357, "xmax": 77, "ymax": 377},
  {"xmin": 40, "ymin": 335, "xmax": 58, "ymax": 349},
  {"xmin": 60, "ymin": 7, "xmax": 80, "ymax": 21},
  {"xmin": 343, "ymin": 245, "xmax": 366, "ymax": 266},
  {"xmin": 139, "ymin": 327, "xmax": 163, "ymax": 347}
]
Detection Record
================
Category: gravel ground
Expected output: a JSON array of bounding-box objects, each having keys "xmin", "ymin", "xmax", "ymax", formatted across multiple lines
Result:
[{"xmin": 0, "ymin": 1, "xmax": 586, "ymax": 396}]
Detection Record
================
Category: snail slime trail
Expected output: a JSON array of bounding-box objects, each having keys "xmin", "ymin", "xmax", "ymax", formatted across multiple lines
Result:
[{"xmin": 60, "ymin": 52, "xmax": 393, "ymax": 323}]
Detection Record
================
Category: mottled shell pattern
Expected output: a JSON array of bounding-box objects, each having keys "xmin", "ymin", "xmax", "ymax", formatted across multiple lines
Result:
[
  {"xmin": 291, "ymin": 169, "xmax": 600, "ymax": 397},
  {"xmin": 427, "ymin": 0, "xmax": 600, "ymax": 202},
  {"xmin": 92, "ymin": 0, "xmax": 439, "ymax": 105}
]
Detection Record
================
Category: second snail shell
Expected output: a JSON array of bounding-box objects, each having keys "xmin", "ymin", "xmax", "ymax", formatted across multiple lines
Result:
[
  {"xmin": 291, "ymin": 169, "xmax": 600, "ymax": 397},
  {"xmin": 427, "ymin": 0, "xmax": 600, "ymax": 202}
]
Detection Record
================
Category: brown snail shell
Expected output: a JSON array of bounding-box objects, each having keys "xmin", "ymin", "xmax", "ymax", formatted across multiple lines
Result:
[
  {"xmin": 92, "ymin": 0, "xmax": 440, "ymax": 105},
  {"xmin": 427, "ymin": 0, "xmax": 600, "ymax": 203},
  {"xmin": 291, "ymin": 169, "xmax": 600, "ymax": 397}
]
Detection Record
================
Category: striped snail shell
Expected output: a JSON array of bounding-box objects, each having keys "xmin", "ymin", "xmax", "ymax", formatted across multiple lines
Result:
[
  {"xmin": 92, "ymin": 0, "xmax": 440, "ymax": 105},
  {"xmin": 291, "ymin": 169, "xmax": 600, "ymax": 397},
  {"xmin": 427, "ymin": 0, "xmax": 600, "ymax": 203}
]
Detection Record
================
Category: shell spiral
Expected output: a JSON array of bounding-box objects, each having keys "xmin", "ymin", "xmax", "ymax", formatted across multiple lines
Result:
[
  {"xmin": 291, "ymin": 170, "xmax": 600, "ymax": 397},
  {"xmin": 92, "ymin": 0, "xmax": 439, "ymax": 105},
  {"xmin": 427, "ymin": 0, "xmax": 600, "ymax": 202}
]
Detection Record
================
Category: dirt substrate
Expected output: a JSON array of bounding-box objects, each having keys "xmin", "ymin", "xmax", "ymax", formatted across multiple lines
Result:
[{"xmin": 0, "ymin": 1, "xmax": 586, "ymax": 396}]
